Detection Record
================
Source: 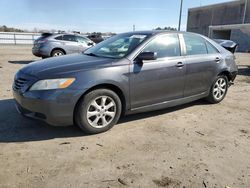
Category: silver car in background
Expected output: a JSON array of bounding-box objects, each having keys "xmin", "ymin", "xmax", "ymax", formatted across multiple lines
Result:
[{"xmin": 32, "ymin": 33, "xmax": 95, "ymax": 58}]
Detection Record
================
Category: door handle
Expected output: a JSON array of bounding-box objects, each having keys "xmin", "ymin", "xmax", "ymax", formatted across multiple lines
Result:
[
  {"xmin": 215, "ymin": 57, "xmax": 221, "ymax": 62},
  {"xmin": 176, "ymin": 62, "xmax": 184, "ymax": 68}
]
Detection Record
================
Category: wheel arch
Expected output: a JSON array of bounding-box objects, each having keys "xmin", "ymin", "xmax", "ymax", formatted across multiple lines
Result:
[
  {"xmin": 218, "ymin": 70, "xmax": 232, "ymax": 81},
  {"xmin": 73, "ymin": 83, "xmax": 127, "ymax": 124},
  {"xmin": 50, "ymin": 48, "xmax": 66, "ymax": 57}
]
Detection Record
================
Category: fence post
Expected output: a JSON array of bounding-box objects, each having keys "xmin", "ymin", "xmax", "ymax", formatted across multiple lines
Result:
[{"xmin": 13, "ymin": 33, "xmax": 16, "ymax": 45}]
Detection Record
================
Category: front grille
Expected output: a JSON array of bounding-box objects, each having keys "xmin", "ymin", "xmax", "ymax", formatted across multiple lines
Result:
[
  {"xmin": 13, "ymin": 71, "xmax": 37, "ymax": 93},
  {"xmin": 13, "ymin": 77, "xmax": 28, "ymax": 91}
]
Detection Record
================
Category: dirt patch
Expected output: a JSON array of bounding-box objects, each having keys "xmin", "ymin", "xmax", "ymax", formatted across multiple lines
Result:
[
  {"xmin": 153, "ymin": 176, "xmax": 181, "ymax": 187},
  {"xmin": 0, "ymin": 47, "xmax": 250, "ymax": 188},
  {"xmin": 239, "ymin": 129, "xmax": 249, "ymax": 134}
]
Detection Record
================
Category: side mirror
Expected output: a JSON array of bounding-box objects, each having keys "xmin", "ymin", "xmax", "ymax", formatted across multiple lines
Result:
[
  {"xmin": 87, "ymin": 42, "xmax": 94, "ymax": 46},
  {"xmin": 137, "ymin": 52, "xmax": 157, "ymax": 61}
]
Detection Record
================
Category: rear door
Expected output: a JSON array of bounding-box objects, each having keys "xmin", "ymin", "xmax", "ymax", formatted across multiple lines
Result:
[
  {"xmin": 182, "ymin": 34, "xmax": 221, "ymax": 97},
  {"xmin": 130, "ymin": 34, "xmax": 186, "ymax": 109}
]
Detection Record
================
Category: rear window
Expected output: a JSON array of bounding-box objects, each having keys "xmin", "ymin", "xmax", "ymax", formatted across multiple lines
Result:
[
  {"xmin": 206, "ymin": 41, "xmax": 219, "ymax": 54},
  {"xmin": 183, "ymin": 34, "xmax": 207, "ymax": 55}
]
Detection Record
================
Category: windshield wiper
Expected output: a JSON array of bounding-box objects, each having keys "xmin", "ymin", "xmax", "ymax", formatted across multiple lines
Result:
[
  {"xmin": 84, "ymin": 52, "xmax": 120, "ymax": 59},
  {"xmin": 84, "ymin": 52, "xmax": 99, "ymax": 57}
]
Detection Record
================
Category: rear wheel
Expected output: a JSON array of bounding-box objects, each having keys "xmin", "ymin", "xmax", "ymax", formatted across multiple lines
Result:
[
  {"xmin": 51, "ymin": 49, "xmax": 65, "ymax": 57},
  {"xmin": 206, "ymin": 75, "xmax": 228, "ymax": 104},
  {"xmin": 75, "ymin": 89, "xmax": 122, "ymax": 134}
]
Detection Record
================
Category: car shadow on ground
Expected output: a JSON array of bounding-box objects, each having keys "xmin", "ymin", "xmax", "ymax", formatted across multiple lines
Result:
[
  {"xmin": 8, "ymin": 60, "xmax": 34, "ymax": 64},
  {"xmin": 118, "ymin": 100, "xmax": 210, "ymax": 124},
  {"xmin": 0, "ymin": 98, "xmax": 210, "ymax": 143},
  {"xmin": 0, "ymin": 99, "xmax": 85, "ymax": 143},
  {"xmin": 238, "ymin": 65, "xmax": 250, "ymax": 76}
]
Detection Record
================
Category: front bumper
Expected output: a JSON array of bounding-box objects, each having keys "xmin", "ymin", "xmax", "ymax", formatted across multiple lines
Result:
[{"xmin": 13, "ymin": 89, "xmax": 83, "ymax": 126}]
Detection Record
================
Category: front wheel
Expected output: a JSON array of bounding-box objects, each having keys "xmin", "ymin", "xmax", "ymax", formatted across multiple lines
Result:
[
  {"xmin": 206, "ymin": 75, "xmax": 228, "ymax": 104},
  {"xmin": 75, "ymin": 89, "xmax": 122, "ymax": 134}
]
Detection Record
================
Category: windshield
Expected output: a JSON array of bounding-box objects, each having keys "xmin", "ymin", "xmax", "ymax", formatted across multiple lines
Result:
[{"xmin": 84, "ymin": 33, "xmax": 149, "ymax": 59}]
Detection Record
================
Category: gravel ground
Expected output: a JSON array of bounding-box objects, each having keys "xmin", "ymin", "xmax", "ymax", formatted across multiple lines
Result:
[{"xmin": 0, "ymin": 45, "xmax": 250, "ymax": 188}]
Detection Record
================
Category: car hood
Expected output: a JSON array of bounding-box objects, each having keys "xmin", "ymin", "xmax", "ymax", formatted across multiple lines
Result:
[{"xmin": 21, "ymin": 53, "xmax": 116, "ymax": 78}]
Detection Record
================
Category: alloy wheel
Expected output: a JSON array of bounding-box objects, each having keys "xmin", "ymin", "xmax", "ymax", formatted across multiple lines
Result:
[
  {"xmin": 86, "ymin": 96, "xmax": 116, "ymax": 128},
  {"xmin": 53, "ymin": 52, "xmax": 63, "ymax": 56},
  {"xmin": 213, "ymin": 78, "xmax": 227, "ymax": 100}
]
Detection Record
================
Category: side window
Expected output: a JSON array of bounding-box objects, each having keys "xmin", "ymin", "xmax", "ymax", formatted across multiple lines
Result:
[
  {"xmin": 76, "ymin": 36, "xmax": 89, "ymax": 44},
  {"xmin": 206, "ymin": 41, "xmax": 219, "ymax": 54},
  {"xmin": 55, "ymin": 35, "xmax": 63, "ymax": 40},
  {"xmin": 142, "ymin": 34, "xmax": 181, "ymax": 58},
  {"xmin": 63, "ymin": 35, "xmax": 77, "ymax": 42},
  {"xmin": 183, "ymin": 34, "xmax": 207, "ymax": 55}
]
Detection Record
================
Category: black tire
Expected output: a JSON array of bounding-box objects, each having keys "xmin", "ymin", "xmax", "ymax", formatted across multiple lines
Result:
[
  {"xmin": 75, "ymin": 89, "xmax": 122, "ymax": 134},
  {"xmin": 206, "ymin": 75, "xmax": 228, "ymax": 104},
  {"xmin": 51, "ymin": 49, "xmax": 65, "ymax": 57}
]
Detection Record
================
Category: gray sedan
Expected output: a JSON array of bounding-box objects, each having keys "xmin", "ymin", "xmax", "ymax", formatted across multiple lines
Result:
[{"xmin": 14, "ymin": 30, "xmax": 237, "ymax": 134}]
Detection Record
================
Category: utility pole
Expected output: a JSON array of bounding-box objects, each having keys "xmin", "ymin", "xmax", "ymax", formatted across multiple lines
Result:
[
  {"xmin": 243, "ymin": 0, "xmax": 248, "ymax": 24},
  {"xmin": 178, "ymin": 0, "xmax": 183, "ymax": 31},
  {"xmin": 133, "ymin": 25, "xmax": 135, "ymax": 31}
]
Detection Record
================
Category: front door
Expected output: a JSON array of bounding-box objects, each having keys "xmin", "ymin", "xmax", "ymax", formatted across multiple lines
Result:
[{"xmin": 130, "ymin": 34, "xmax": 186, "ymax": 109}]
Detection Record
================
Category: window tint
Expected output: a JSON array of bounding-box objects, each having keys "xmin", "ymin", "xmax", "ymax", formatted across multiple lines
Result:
[
  {"xmin": 183, "ymin": 34, "xmax": 207, "ymax": 55},
  {"xmin": 63, "ymin": 35, "xmax": 77, "ymax": 42},
  {"xmin": 142, "ymin": 34, "xmax": 181, "ymax": 58},
  {"xmin": 55, "ymin": 35, "xmax": 63, "ymax": 40},
  {"xmin": 206, "ymin": 41, "xmax": 219, "ymax": 54}
]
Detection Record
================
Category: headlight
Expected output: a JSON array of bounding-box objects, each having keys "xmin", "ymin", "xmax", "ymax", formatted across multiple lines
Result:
[{"xmin": 29, "ymin": 78, "xmax": 75, "ymax": 91}]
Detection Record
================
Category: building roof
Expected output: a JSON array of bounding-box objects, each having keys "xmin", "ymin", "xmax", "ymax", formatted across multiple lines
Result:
[{"xmin": 189, "ymin": 0, "xmax": 245, "ymax": 12}]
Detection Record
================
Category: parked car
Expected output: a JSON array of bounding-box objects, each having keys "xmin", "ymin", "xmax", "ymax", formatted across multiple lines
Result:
[
  {"xmin": 213, "ymin": 39, "xmax": 238, "ymax": 53},
  {"xmin": 14, "ymin": 31, "xmax": 238, "ymax": 134},
  {"xmin": 32, "ymin": 33, "xmax": 95, "ymax": 58},
  {"xmin": 87, "ymin": 34, "xmax": 104, "ymax": 43}
]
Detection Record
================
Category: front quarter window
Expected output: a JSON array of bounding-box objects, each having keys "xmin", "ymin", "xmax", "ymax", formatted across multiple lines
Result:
[
  {"xmin": 142, "ymin": 34, "xmax": 181, "ymax": 58},
  {"xmin": 84, "ymin": 33, "xmax": 149, "ymax": 59},
  {"xmin": 76, "ymin": 36, "xmax": 91, "ymax": 44}
]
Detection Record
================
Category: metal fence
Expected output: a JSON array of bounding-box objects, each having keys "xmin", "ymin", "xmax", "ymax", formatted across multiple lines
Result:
[{"xmin": 0, "ymin": 32, "xmax": 41, "ymax": 45}]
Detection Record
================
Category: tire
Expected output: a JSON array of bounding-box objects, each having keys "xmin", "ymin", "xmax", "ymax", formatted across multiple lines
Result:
[
  {"xmin": 206, "ymin": 75, "xmax": 228, "ymax": 104},
  {"xmin": 51, "ymin": 49, "xmax": 65, "ymax": 57},
  {"xmin": 75, "ymin": 89, "xmax": 122, "ymax": 134}
]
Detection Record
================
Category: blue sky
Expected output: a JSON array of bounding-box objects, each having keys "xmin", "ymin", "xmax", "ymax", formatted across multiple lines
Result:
[{"xmin": 0, "ymin": 0, "xmax": 230, "ymax": 33}]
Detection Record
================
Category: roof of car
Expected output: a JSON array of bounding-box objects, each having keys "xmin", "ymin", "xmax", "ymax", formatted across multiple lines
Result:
[{"xmin": 122, "ymin": 30, "xmax": 192, "ymax": 36}]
